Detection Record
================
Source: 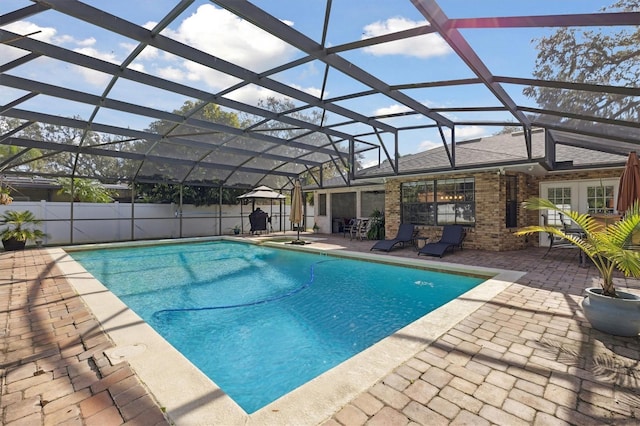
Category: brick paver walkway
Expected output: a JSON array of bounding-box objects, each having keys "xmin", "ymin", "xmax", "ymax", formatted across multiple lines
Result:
[
  {"xmin": 1, "ymin": 237, "xmax": 639, "ymax": 425},
  {"xmin": 0, "ymin": 249, "xmax": 168, "ymax": 426},
  {"xmin": 325, "ymin": 239, "xmax": 640, "ymax": 426}
]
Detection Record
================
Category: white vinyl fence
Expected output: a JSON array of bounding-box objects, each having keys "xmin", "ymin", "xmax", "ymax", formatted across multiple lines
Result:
[{"xmin": 0, "ymin": 201, "xmax": 313, "ymax": 246}]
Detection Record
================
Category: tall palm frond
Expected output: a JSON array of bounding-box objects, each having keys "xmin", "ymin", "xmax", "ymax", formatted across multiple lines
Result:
[{"xmin": 516, "ymin": 197, "xmax": 640, "ymax": 297}]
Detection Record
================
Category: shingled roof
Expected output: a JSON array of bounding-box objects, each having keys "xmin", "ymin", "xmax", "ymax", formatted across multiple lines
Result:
[{"xmin": 308, "ymin": 129, "xmax": 627, "ymax": 188}]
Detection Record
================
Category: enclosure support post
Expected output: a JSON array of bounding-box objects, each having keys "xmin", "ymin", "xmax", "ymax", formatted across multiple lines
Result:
[
  {"xmin": 69, "ymin": 180, "xmax": 74, "ymax": 245},
  {"xmin": 218, "ymin": 187, "xmax": 223, "ymax": 236},
  {"xmin": 179, "ymin": 185, "xmax": 183, "ymax": 238},
  {"xmin": 130, "ymin": 186, "xmax": 135, "ymax": 241}
]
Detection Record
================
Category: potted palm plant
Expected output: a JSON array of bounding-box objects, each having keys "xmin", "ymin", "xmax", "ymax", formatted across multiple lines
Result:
[
  {"xmin": 367, "ymin": 209, "xmax": 385, "ymax": 240},
  {"xmin": 515, "ymin": 197, "xmax": 640, "ymax": 336},
  {"xmin": 1, "ymin": 210, "xmax": 46, "ymax": 251}
]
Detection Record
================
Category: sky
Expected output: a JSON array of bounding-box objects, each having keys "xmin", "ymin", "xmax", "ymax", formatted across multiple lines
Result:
[{"xmin": 0, "ymin": 0, "xmax": 622, "ymax": 168}]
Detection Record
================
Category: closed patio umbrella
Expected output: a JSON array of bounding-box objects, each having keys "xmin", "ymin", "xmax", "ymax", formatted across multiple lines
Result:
[
  {"xmin": 617, "ymin": 151, "xmax": 640, "ymax": 214},
  {"xmin": 289, "ymin": 180, "xmax": 304, "ymax": 243}
]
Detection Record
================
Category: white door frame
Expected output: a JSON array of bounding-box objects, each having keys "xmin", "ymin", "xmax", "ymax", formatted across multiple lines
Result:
[{"xmin": 538, "ymin": 178, "xmax": 619, "ymax": 245}]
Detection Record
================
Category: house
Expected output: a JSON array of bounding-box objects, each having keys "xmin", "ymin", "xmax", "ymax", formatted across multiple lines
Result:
[
  {"xmin": 311, "ymin": 129, "xmax": 627, "ymax": 251},
  {"xmin": 0, "ymin": 176, "xmax": 131, "ymax": 203}
]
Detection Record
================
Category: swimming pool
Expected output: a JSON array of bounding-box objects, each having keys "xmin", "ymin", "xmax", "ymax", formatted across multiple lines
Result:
[
  {"xmin": 69, "ymin": 240, "xmax": 484, "ymax": 412},
  {"xmin": 56, "ymin": 238, "xmax": 523, "ymax": 424}
]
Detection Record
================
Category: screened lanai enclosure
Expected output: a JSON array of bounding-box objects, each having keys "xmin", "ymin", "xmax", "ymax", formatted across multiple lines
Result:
[{"xmin": 1, "ymin": 1, "xmax": 640, "ymax": 242}]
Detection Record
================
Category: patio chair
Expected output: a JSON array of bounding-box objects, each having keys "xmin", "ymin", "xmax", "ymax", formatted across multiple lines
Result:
[
  {"xmin": 417, "ymin": 225, "xmax": 465, "ymax": 258},
  {"xmin": 541, "ymin": 213, "xmax": 580, "ymax": 257},
  {"xmin": 540, "ymin": 212, "xmax": 587, "ymax": 265},
  {"xmin": 350, "ymin": 218, "xmax": 370, "ymax": 240},
  {"xmin": 370, "ymin": 223, "xmax": 415, "ymax": 252},
  {"xmin": 343, "ymin": 218, "xmax": 356, "ymax": 238}
]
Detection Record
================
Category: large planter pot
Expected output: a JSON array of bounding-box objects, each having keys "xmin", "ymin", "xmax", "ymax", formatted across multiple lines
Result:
[
  {"xmin": 2, "ymin": 237, "xmax": 26, "ymax": 251},
  {"xmin": 581, "ymin": 287, "xmax": 640, "ymax": 337}
]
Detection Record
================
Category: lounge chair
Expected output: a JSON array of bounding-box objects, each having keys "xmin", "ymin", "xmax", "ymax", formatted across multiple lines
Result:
[
  {"xmin": 417, "ymin": 225, "xmax": 465, "ymax": 258},
  {"xmin": 370, "ymin": 223, "xmax": 415, "ymax": 252}
]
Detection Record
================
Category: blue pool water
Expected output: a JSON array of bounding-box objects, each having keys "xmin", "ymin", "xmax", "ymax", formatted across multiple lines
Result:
[{"xmin": 70, "ymin": 241, "xmax": 485, "ymax": 413}]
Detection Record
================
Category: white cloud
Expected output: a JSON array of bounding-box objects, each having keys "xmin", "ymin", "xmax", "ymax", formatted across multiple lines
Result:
[
  {"xmin": 374, "ymin": 104, "xmax": 412, "ymax": 116},
  {"xmin": 455, "ymin": 125, "xmax": 487, "ymax": 141},
  {"xmin": 75, "ymin": 37, "xmax": 96, "ymax": 47},
  {"xmin": 3, "ymin": 8, "xmax": 307, "ymax": 106},
  {"xmin": 1, "ymin": 20, "xmax": 128, "ymax": 87},
  {"xmin": 362, "ymin": 17, "xmax": 450, "ymax": 58},
  {"xmin": 181, "ymin": 60, "xmax": 242, "ymax": 88},
  {"xmin": 129, "ymin": 63, "xmax": 145, "ymax": 73},
  {"xmin": 291, "ymin": 84, "xmax": 323, "ymax": 98},
  {"xmin": 157, "ymin": 66, "xmax": 186, "ymax": 81},
  {"xmin": 54, "ymin": 34, "xmax": 76, "ymax": 45},
  {"xmin": 72, "ymin": 47, "xmax": 119, "ymax": 85},
  {"xmin": 161, "ymin": 4, "xmax": 296, "ymax": 76},
  {"xmin": 130, "ymin": 4, "xmax": 300, "ymax": 105},
  {"xmin": 120, "ymin": 42, "xmax": 160, "ymax": 61},
  {"xmin": 223, "ymin": 84, "xmax": 289, "ymax": 106},
  {"xmin": 2, "ymin": 21, "xmax": 57, "ymax": 43},
  {"xmin": 222, "ymin": 82, "xmax": 319, "ymax": 107},
  {"xmin": 74, "ymin": 47, "xmax": 118, "ymax": 64},
  {"xmin": 412, "ymin": 127, "xmax": 487, "ymax": 153},
  {"xmin": 407, "ymin": 126, "xmax": 487, "ymax": 154},
  {"xmin": 0, "ymin": 21, "xmax": 57, "ymax": 63},
  {"xmin": 297, "ymin": 61, "xmax": 320, "ymax": 81},
  {"xmin": 416, "ymin": 139, "xmax": 441, "ymax": 152}
]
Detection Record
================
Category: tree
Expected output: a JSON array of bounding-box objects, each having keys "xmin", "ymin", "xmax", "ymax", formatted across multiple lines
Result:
[
  {"xmin": 138, "ymin": 100, "xmax": 247, "ymax": 205},
  {"xmin": 0, "ymin": 116, "xmax": 138, "ymax": 180},
  {"xmin": 244, "ymin": 97, "xmax": 353, "ymax": 188},
  {"xmin": 133, "ymin": 180, "xmax": 247, "ymax": 206},
  {"xmin": 56, "ymin": 178, "xmax": 114, "ymax": 203},
  {"xmin": 144, "ymin": 101, "xmax": 243, "ymax": 184},
  {"xmin": 0, "ymin": 117, "xmax": 46, "ymax": 172},
  {"xmin": 524, "ymin": 0, "xmax": 640, "ymax": 126}
]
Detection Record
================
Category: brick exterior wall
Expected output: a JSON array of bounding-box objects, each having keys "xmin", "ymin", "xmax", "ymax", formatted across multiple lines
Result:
[{"xmin": 384, "ymin": 168, "xmax": 623, "ymax": 252}]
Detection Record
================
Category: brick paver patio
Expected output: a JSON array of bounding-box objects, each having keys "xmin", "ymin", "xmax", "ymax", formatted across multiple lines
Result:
[
  {"xmin": 1, "ymin": 235, "xmax": 639, "ymax": 425},
  {"xmin": 0, "ymin": 249, "xmax": 168, "ymax": 426}
]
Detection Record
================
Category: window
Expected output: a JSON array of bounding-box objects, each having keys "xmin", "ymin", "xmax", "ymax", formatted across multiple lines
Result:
[
  {"xmin": 361, "ymin": 190, "xmax": 385, "ymax": 217},
  {"xmin": 546, "ymin": 186, "xmax": 572, "ymax": 226},
  {"xmin": 586, "ymin": 184, "xmax": 614, "ymax": 214},
  {"xmin": 401, "ymin": 178, "xmax": 474, "ymax": 225},
  {"xmin": 401, "ymin": 181, "xmax": 435, "ymax": 225},
  {"xmin": 318, "ymin": 193, "xmax": 326, "ymax": 216},
  {"xmin": 436, "ymin": 178, "xmax": 475, "ymax": 225}
]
